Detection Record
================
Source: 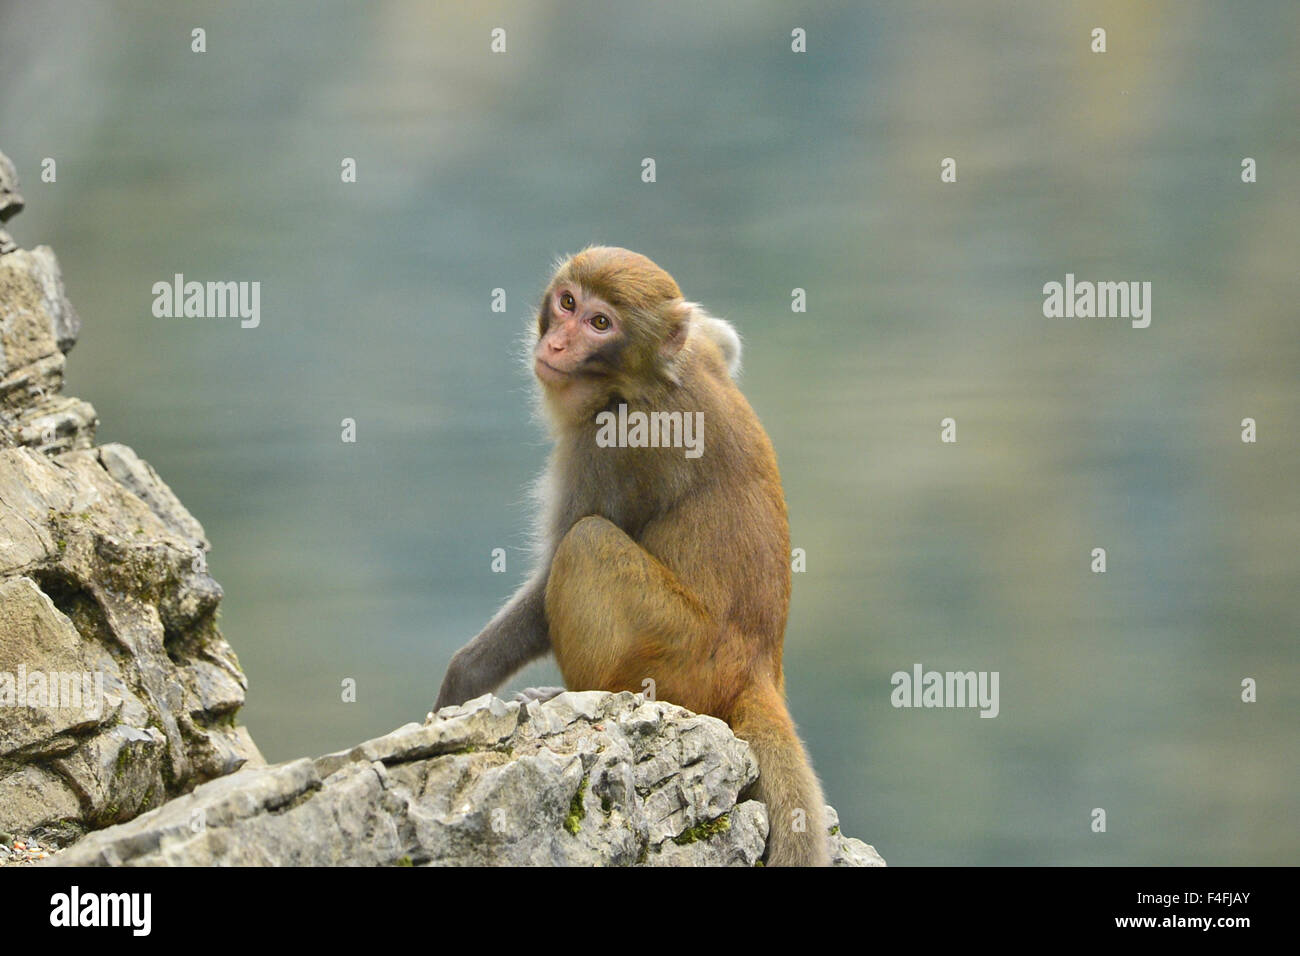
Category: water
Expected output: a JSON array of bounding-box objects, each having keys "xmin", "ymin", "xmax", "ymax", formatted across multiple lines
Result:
[{"xmin": 2, "ymin": 0, "xmax": 1296, "ymax": 865}]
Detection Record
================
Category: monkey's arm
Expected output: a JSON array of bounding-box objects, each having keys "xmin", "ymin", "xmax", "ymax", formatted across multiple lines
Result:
[{"xmin": 434, "ymin": 576, "xmax": 550, "ymax": 710}]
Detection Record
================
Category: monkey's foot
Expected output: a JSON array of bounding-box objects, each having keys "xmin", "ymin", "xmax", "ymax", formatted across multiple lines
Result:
[{"xmin": 513, "ymin": 686, "xmax": 566, "ymax": 704}]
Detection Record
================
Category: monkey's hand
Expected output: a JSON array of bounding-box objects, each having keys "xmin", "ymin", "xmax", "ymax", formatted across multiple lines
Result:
[
  {"xmin": 512, "ymin": 686, "xmax": 566, "ymax": 704},
  {"xmin": 434, "ymin": 580, "xmax": 551, "ymax": 711}
]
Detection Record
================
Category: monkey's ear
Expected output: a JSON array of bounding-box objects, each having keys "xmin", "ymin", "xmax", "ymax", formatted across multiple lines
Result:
[
  {"xmin": 695, "ymin": 312, "xmax": 742, "ymax": 378},
  {"xmin": 660, "ymin": 302, "xmax": 691, "ymax": 359}
]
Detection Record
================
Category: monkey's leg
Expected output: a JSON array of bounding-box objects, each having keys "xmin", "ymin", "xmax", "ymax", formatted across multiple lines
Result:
[
  {"xmin": 434, "ymin": 579, "xmax": 549, "ymax": 710},
  {"xmin": 545, "ymin": 515, "xmax": 718, "ymax": 707}
]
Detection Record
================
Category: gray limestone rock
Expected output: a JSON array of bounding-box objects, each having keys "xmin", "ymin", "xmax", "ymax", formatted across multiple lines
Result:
[
  {"xmin": 50, "ymin": 692, "xmax": 885, "ymax": 867},
  {"xmin": 0, "ymin": 148, "xmax": 260, "ymax": 844}
]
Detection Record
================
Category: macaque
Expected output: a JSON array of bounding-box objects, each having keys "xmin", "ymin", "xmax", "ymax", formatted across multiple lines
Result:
[{"xmin": 435, "ymin": 246, "xmax": 828, "ymax": 866}]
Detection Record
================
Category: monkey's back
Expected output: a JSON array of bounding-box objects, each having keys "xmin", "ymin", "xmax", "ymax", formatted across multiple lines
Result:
[{"xmin": 625, "ymin": 354, "xmax": 792, "ymax": 714}]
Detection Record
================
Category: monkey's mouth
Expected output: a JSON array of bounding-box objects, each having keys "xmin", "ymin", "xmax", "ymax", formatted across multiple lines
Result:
[{"xmin": 534, "ymin": 357, "xmax": 573, "ymax": 384}]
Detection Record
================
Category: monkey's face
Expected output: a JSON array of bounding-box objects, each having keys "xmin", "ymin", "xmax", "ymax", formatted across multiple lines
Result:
[
  {"xmin": 533, "ymin": 248, "xmax": 691, "ymax": 423},
  {"xmin": 534, "ymin": 282, "xmax": 626, "ymax": 416}
]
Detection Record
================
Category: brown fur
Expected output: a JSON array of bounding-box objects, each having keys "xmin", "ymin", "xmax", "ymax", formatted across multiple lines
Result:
[{"xmin": 437, "ymin": 246, "xmax": 828, "ymax": 866}]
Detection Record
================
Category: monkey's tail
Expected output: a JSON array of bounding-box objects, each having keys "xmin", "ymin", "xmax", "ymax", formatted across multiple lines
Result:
[{"xmin": 729, "ymin": 680, "xmax": 830, "ymax": 867}]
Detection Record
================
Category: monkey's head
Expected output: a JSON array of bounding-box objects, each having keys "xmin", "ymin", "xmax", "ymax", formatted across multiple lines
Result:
[{"xmin": 533, "ymin": 246, "xmax": 693, "ymax": 421}]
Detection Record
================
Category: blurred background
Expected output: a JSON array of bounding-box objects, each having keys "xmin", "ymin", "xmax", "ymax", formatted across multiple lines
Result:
[{"xmin": 1, "ymin": 0, "xmax": 1296, "ymax": 865}]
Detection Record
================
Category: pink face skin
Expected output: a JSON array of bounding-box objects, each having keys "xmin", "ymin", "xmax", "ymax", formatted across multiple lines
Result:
[{"xmin": 534, "ymin": 286, "xmax": 620, "ymax": 409}]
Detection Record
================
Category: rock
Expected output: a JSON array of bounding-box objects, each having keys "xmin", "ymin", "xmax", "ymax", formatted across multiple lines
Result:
[
  {"xmin": 825, "ymin": 804, "xmax": 887, "ymax": 867},
  {"xmin": 0, "ymin": 147, "xmax": 261, "ymax": 844},
  {"xmin": 96, "ymin": 444, "xmax": 209, "ymax": 550},
  {"xmin": 0, "ymin": 246, "xmax": 88, "ymax": 448},
  {"xmin": 0, "ymin": 766, "xmax": 83, "ymax": 837},
  {"xmin": 0, "ymin": 151, "xmax": 22, "ymax": 222},
  {"xmin": 49, "ymin": 691, "xmax": 884, "ymax": 867}
]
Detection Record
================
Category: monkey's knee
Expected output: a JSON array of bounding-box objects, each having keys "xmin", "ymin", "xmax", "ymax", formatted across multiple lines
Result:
[
  {"xmin": 546, "ymin": 517, "xmax": 629, "ymax": 648},
  {"xmin": 554, "ymin": 516, "xmax": 626, "ymax": 566},
  {"xmin": 548, "ymin": 517, "xmax": 626, "ymax": 594}
]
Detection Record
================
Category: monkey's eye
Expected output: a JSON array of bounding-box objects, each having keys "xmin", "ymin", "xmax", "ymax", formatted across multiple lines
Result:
[
  {"xmin": 591, "ymin": 314, "xmax": 611, "ymax": 332},
  {"xmin": 559, "ymin": 292, "xmax": 576, "ymax": 312}
]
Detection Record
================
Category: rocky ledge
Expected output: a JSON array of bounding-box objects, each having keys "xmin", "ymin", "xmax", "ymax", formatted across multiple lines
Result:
[{"xmin": 50, "ymin": 691, "xmax": 884, "ymax": 867}]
